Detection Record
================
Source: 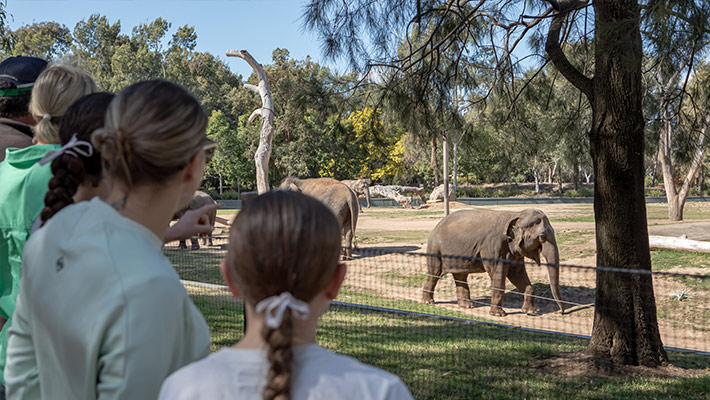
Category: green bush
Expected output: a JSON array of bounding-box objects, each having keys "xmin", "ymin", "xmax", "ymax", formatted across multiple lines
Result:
[
  {"xmin": 646, "ymin": 189, "xmax": 665, "ymax": 197},
  {"xmin": 562, "ymin": 188, "xmax": 594, "ymax": 197},
  {"xmin": 200, "ymin": 188, "xmax": 240, "ymax": 200}
]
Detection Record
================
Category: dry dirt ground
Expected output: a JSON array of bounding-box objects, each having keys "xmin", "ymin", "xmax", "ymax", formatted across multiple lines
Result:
[{"xmin": 348, "ymin": 201, "xmax": 710, "ymax": 353}]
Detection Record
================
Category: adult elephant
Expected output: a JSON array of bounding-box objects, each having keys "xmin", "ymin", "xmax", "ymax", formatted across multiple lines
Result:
[
  {"xmin": 342, "ymin": 178, "xmax": 371, "ymax": 209},
  {"xmin": 173, "ymin": 191, "xmax": 218, "ymax": 250},
  {"xmin": 422, "ymin": 209, "xmax": 565, "ymax": 316},
  {"xmin": 279, "ymin": 177, "xmax": 358, "ymax": 258}
]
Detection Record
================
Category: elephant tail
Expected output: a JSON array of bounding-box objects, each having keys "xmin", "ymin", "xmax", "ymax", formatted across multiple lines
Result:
[{"xmin": 349, "ymin": 191, "xmax": 358, "ymax": 248}]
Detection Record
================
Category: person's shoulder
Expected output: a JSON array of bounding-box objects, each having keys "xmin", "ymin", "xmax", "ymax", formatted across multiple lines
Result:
[
  {"xmin": 159, "ymin": 349, "xmax": 244, "ymax": 400},
  {"xmin": 299, "ymin": 346, "xmax": 413, "ymax": 398},
  {"xmin": 27, "ymin": 200, "xmax": 97, "ymax": 248}
]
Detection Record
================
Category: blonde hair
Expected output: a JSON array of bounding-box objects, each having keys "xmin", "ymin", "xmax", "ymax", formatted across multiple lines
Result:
[
  {"xmin": 92, "ymin": 79, "xmax": 207, "ymax": 187},
  {"xmin": 30, "ymin": 64, "xmax": 98, "ymax": 144},
  {"xmin": 226, "ymin": 191, "xmax": 342, "ymax": 400}
]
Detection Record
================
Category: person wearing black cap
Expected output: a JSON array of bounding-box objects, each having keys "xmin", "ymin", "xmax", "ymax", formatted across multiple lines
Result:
[{"xmin": 0, "ymin": 56, "xmax": 47, "ymax": 162}]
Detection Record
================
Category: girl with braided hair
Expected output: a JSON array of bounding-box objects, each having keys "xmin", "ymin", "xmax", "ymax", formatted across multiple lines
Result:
[
  {"xmin": 159, "ymin": 190, "xmax": 413, "ymax": 400},
  {"xmin": 5, "ymin": 79, "xmax": 213, "ymax": 399}
]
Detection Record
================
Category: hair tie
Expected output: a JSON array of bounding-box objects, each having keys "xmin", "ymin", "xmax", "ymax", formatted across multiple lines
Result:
[
  {"xmin": 42, "ymin": 113, "xmax": 51, "ymax": 121},
  {"xmin": 39, "ymin": 134, "xmax": 94, "ymax": 166},
  {"xmin": 255, "ymin": 292, "xmax": 310, "ymax": 329}
]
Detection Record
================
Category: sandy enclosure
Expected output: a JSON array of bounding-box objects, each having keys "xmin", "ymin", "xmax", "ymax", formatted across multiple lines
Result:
[{"xmin": 347, "ymin": 202, "xmax": 710, "ymax": 353}]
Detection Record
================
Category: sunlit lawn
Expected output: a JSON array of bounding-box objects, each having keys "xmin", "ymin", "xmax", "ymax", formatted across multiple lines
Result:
[{"xmin": 190, "ymin": 288, "xmax": 710, "ymax": 400}]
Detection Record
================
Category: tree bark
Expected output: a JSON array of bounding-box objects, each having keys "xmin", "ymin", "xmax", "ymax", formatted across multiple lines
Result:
[
  {"xmin": 226, "ymin": 49, "xmax": 274, "ymax": 195},
  {"xmin": 546, "ymin": 0, "xmax": 667, "ymax": 366},
  {"xmin": 533, "ymin": 166, "xmax": 541, "ymax": 194},
  {"xmin": 660, "ymin": 113, "xmax": 710, "ymax": 220}
]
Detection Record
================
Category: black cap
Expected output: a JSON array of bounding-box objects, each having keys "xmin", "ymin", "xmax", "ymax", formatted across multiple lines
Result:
[{"xmin": 0, "ymin": 56, "xmax": 48, "ymax": 88}]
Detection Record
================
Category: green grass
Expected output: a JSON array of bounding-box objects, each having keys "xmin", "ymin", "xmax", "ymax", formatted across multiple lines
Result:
[
  {"xmin": 379, "ymin": 269, "xmax": 428, "ymax": 288},
  {"xmin": 166, "ymin": 248, "xmax": 224, "ymax": 284},
  {"xmin": 361, "ymin": 210, "xmax": 445, "ymax": 218},
  {"xmin": 216, "ymin": 209, "xmax": 238, "ymax": 215},
  {"xmin": 646, "ymin": 205, "xmax": 710, "ymax": 221},
  {"xmin": 549, "ymin": 215, "xmax": 596, "ymax": 223},
  {"xmin": 189, "ymin": 287, "xmax": 710, "ymax": 400},
  {"xmin": 651, "ymin": 250, "xmax": 710, "ymax": 272}
]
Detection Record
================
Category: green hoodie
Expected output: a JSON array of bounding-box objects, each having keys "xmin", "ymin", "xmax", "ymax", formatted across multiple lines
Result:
[{"xmin": 0, "ymin": 144, "xmax": 59, "ymax": 385}]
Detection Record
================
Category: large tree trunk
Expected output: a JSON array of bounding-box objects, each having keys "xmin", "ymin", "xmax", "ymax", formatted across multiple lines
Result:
[
  {"xmin": 533, "ymin": 166, "xmax": 541, "ymax": 194},
  {"xmin": 546, "ymin": 0, "xmax": 667, "ymax": 367},
  {"xmin": 226, "ymin": 49, "xmax": 274, "ymax": 195}
]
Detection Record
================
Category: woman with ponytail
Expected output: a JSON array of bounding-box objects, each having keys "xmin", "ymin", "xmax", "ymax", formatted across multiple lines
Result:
[
  {"xmin": 159, "ymin": 191, "xmax": 413, "ymax": 400},
  {"xmin": 5, "ymin": 79, "xmax": 212, "ymax": 399}
]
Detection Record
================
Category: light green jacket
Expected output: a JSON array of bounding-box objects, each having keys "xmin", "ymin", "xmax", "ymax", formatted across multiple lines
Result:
[
  {"xmin": 5, "ymin": 198, "xmax": 211, "ymax": 399},
  {"xmin": 0, "ymin": 144, "xmax": 59, "ymax": 385}
]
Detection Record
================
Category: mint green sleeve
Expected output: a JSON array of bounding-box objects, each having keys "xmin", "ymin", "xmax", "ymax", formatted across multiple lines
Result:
[
  {"xmin": 4, "ymin": 276, "xmax": 40, "ymax": 399},
  {"xmin": 95, "ymin": 277, "xmax": 210, "ymax": 400}
]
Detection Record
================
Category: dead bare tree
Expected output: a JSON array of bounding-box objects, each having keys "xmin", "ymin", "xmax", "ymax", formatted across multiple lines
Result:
[{"xmin": 226, "ymin": 49, "xmax": 274, "ymax": 194}]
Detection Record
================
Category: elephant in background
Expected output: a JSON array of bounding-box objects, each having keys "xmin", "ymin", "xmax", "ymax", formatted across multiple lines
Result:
[
  {"xmin": 342, "ymin": 178, "xmax": 372, "ymax": 210},
  {"xmin": 173, "ymin": 191, "xmax": 218, "ymax": 250},
  {"xmin": 279, "ymin": 177, "xmax": 359, "ymax": 258},
  {"xmin": 422, "ymin": 208, "xmax": 565, "ymax": 316}
]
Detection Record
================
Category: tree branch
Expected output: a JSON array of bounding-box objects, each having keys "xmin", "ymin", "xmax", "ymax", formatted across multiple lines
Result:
[{"xmin": 544, "ymin": 0, "xmax": 594, "ymax": 102}]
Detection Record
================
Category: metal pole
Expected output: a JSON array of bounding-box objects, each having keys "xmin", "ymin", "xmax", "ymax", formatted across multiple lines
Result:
[{"xmin": 443, "ymin": 135, "xmax": 449, "ymax": 216}]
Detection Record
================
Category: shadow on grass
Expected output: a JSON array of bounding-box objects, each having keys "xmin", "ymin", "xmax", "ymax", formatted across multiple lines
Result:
[
  {"xmin": 352, "ymin": 246, "xmax": 422, "ymax": 258},
  {"xmin": 189, "ymin": 290, "xmax": 710, "ymax": 400}
]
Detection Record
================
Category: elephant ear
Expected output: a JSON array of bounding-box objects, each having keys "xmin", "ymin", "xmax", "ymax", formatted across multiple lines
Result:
[{"xmin": 505, "ymin": 217, "xmax": 524, "ymax": 257}]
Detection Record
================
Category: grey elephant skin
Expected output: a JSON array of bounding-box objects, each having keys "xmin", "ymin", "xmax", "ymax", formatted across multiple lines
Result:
[
  {"xmin": 341, "ymin": 178, "xmax": 371, "ymax": 209},
  {"xmin": 173, "ymin": 190, "xmax": 218, "ymax": 250},
  {"xmin": 279, "ymin": 177, "xmax": 359, "ymax": 258},
  {"xmin": 422, "ymin": 209, "xmax": 565, "ymax": 316}
]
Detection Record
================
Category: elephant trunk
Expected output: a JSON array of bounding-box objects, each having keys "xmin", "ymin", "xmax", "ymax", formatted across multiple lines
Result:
[
  {"xmin": 541, "ymin": 239, "xmax": 565, "ymax": 314},
  {"xmin": 365, "ymin": 186, "xmax": 371, "ymax": 208}
]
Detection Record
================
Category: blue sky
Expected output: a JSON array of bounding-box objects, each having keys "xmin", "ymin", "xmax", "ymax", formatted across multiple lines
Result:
[{"xmin": 4, "ymin": 0, "xmax": 338, "ymax": 78}]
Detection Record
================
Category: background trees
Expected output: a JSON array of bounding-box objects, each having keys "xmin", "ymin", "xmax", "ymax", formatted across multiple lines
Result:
[{"xmin": 0, "ymin": 7, "xmax": 706, "ymax": 206}]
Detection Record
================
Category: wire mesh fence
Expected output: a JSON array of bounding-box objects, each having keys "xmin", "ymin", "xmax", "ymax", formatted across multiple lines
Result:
[{"xmin": 165, "ymin": 235, "xmax": 710, "ymax": 399}]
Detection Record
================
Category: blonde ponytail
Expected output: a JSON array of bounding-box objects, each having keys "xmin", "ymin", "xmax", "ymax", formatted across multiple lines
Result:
[{"xmin": 30, "ymin": 64, "xmax": 98, "ymax": 144}]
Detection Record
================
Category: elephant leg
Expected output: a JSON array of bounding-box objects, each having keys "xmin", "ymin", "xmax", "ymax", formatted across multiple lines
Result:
[
  {"xmin": 342, "ymin": 226, "xmax": 353, "ymax": 260},
  {"xmin": 507, "ymin": 264, "xmax": 538, "ymax": 315},
  {"xmin": 207, "ymin": 234, "xmax": 213, "ymax": 246},
  {"xmin": 190, "ymin": 236, "xmax": 200, "ymax": 250},
  {"xmin": 422, "ymin": 270, "xmax": 443, "ymax": 304},
  {"xmin": 487, "ymin": 263, "xmax": 508, "ymax": 316},
  {"xmin": 452, "ymin": 272, "xmax": 473, "ymax": 308},
  {"xmin": 178, "ymin": 240, "xmax": 187, "ymax": 250}
]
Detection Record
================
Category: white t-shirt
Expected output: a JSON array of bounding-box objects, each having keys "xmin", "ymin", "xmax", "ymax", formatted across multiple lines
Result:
[
  {"xmin": 5, "ymin": 197, "xmax": 211, "ymax": 400},
  {"xmin": 159, "ymin": 344, "xmax": 414, "ymax": 400}
]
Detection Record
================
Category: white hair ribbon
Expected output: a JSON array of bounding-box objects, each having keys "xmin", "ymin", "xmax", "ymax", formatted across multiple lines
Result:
[
  {"xmin": 39, "ymin": 134, "xmax": 94, "ymax": 166},
  {"xmin": 255, "ymin": 292, "xmax": 310, "ymax": 329}
]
